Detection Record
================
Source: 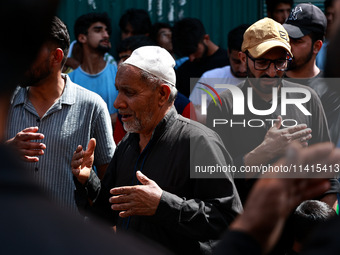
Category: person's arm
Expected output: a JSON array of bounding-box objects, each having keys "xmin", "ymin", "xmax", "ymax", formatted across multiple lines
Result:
[
  {"xmin": 320, "ymin": 178, "xmax": 340, "ymax": 208},
  {"xmin": 71, "ymin": 138, "xmax": 96, "ymax": 185},
  {"xmin": 154, "ymin": 132, "xmax": 241, "ymax": 239},
  {"xmin": 96, "ymin": 164, "xmax": 109, "ymax": 180},
  {"xmin": 109, "ymin": 171, "xmax": 240, "ymax": 240},
  {"xmin": 72, "ymin": 138, "xmax": 116, "ymax": 223},
  {"xmin": 92, "ymin": 99, "xmax": 115, "ymax": 179},
  {"xmin": 109, "ymin": 131, "xmax": 242, "ymax": 240},
  {"xmin": 216, "ymin": 143, "xmax": 339, "ymax": 255}
]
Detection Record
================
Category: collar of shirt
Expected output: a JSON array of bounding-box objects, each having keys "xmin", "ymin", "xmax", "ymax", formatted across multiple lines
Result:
[{"xmin": 12, "ymin": 74, "xmax": 76, "ymax": 107}]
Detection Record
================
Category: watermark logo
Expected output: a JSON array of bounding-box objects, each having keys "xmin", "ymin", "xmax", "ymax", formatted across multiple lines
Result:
[
  {"xmin": 198, "ymin": 82, "xmax": 222, "ymax": 115},
  {"xmin": 200, "ymin": 83, "xmax": 311, "ymax": 117}
]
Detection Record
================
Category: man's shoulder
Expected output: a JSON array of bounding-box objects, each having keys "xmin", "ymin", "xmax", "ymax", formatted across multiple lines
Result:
[
  {"xmin": 215, "ymin": 47, "xmax": 229, "ymax": 55},
  {"xmin": 106, "ymin": 62, "xmax": 118, "ymax": 71},
  {"xmin": 201, "ymin": 65, "xmax": 231, "ymax": 79},
  {"xmin": 66, "ymin": 76, "xmax": 108, "ymax": 105},
  {"xmin": 10, "ymin": 86, "xmax": 26, "ymax": 105},
  {"xmin": 282, "ymin": 79, "xmax": 320, "ymax": 97},
  {"xmin": 210, "ymin": 47, "xmax": 229, "ymax": 61},
  {"xmin": 68, "ymin": 63, "xmax": 117, "ymax": 79},
  {"xmin": 218, "ymin": 80, "xmax": 246, "ymax": 98},
  {"xmin": 174, "ymin": 115, "xmax": 220, "ymax": 139}
]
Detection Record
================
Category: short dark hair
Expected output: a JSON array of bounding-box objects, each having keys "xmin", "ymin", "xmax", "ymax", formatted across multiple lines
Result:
[
  {"xmin": 150, "ymin": 22, "xmax": 172, "ymax": 44},
  {"xmin": 119, "ymin": 8, "xmax": 152, "ymax": 36},
  {"xmin": 172, "ymin": 18, "xmax": 206, "ymax": 57},
  {"xmin": 266, "ymin": 0, "xmax": 294, "ymax": 14},
  {"xmin": 228, "ymin": 24, "xmax": 250, "ymax": 52},
  {"xmin": 309, "ymin": 31, "xmax": 325, "ymax": 44},
  {"xmin": 116, "ymin": 35, "xmax": 155, "ymax": 54},
  {"xmin": 47, "ymin": 16, "xmax": 70, "ymax": 68},
  {"xmin": 293, "ymin": 200, "xmax": 336, "ymax": 243},
  {"xmin": 74, "ymin": 12, "xmax": 112, "ymax": 41},
  {"xmin": 325, "ymin": 0, "xmax": 335, "ymax": 10}
]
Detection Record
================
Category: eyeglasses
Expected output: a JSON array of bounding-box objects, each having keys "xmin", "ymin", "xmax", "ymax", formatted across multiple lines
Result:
[{"xmin": 246, "ymin": 54, "xmax": 289, "ymax": 71}]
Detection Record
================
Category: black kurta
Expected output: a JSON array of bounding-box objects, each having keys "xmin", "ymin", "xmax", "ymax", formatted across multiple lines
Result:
[{"xmin": 77, "ymin": 107, "xmax": 242, "ymax": 255}]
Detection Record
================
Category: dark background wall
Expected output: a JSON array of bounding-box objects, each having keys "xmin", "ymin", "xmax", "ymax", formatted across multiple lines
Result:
[
  {"xmin": 57, "ymin": 0, "xmax": 261, "ymax": 59},
  {"xmin": 57, "ymin": 0, "xmax": 325, "ymax": 59}
]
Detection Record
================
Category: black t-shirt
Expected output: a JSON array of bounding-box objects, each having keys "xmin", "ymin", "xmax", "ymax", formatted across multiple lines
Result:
[
  {"xmin": 175, "ymin": 47, "xmax": 230, "ymax": 97},
  {"xmin": 284, "ymin": 73, "xmax": 340, "ymax": 144}
]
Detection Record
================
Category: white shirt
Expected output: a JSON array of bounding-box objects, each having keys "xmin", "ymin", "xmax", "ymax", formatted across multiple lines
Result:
[{"xmin": 190, "ymin": 65, "xmax": 243, "ymax": 106}]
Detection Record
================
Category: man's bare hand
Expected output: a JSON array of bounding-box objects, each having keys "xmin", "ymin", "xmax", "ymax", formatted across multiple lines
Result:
[
  {"xmin": 231, "ymin": 142, "xmax": 340, "ymax": 254},
  {"xmin": 71, "ymin": 138, "xmax": 96, "ymax": 185},
  {"xmin": 262, "ymin": 116, "xmax": 312, "ymax": 156},
  {"xmin": 6, "ymin": 127, "xmax": 46, "ymax": 162},
  {"xmin": 244, "ymin": 116, "xmax": 312, "ymax": 167},
  {"xmin": 109, "ymin": 171, "xmax": 163, "ymax": 218}
]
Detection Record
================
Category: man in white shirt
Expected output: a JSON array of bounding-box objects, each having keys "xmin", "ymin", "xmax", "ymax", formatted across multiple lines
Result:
[{"xmin": 190, "ymin": 24, "xmax": 249, "ymax": 123}]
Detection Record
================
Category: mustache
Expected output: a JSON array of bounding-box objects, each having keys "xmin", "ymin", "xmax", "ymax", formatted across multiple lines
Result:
[
  {"xmin": 119, "ymin": 110, "xmax": 133, "ymax": 115},
  {"xmin": 259, "ymin": 75, "xmax": 281, "ymax": 79},
  {"xmin": 100, "ymin": 39, "xmax": 110, "ymax": 43}
]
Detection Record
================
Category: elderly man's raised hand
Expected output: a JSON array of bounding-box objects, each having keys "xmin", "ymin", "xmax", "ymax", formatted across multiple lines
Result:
[
  {"xmin": 109, "ymin": 171, "xmax": 163, "ymax": 218},
  {"xmin": 71, "ymin": 138, "xmax": 96, "ymax": 185},
  {"xmin": 6, "ymin": 127, "xmax": 46, "ymax": 162}
]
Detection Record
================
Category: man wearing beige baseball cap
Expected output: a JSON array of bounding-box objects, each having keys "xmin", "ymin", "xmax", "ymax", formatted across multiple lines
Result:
[
  {"xmin": 71, "ymin": 46, "xmax": 242, "ymax": 254},
  {"xmin": 207, "ymin": 18, "xmax": 331, "ymax": 204}
]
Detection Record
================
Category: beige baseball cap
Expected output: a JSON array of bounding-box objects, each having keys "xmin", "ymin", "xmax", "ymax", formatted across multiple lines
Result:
[
  {"xmin": 124, "ymin": 46, "xmax": 176, "ymax": 86},
  {"xmin": 242, "ymin": 17, "xmax": 293, "ymax": 58}
]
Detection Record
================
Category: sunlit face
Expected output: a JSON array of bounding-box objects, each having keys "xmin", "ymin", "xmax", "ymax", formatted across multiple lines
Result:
[
  {"xmin": 270, "ymin": 3, "xmax": 292, "ymax": 24},
  {"xmin": 288, "ymin": 35, "xmax": 313, "ymax": 71},
  {"xmin": 86, "ymin": 22, "xmax": 111, "ymax": 53},
  {"xmin": 243, "ymin": 47, "xmax": 287, "ymax": 94},
  {"xmin": 20, "ymin": 45, "xmax": 52, "ymax": 87},
  {"xmin": 113, "ymin": 65, "xmax": 161, "ymax": 134},
  {"xmin": 229, "ymin": 49, "xmax": 247, "ymax": 78}
]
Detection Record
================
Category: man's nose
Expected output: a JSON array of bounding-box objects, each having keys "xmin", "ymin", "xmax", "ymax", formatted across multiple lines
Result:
[
  {"xmin": 266, "ymin": 62, "xmax": 277, "ymax": 77},
  {"xmin": 114, "ymin": 92, "xmax": 124, "ymax": 109},
  {"xmin": 103, "ymin": 30, "xmax": 109, "ymax": 38}
]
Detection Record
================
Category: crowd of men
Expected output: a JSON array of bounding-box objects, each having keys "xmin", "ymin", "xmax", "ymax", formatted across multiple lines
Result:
[{"xmin": 3, "ymin": 0, "xmax": 340, "ymax": 254}]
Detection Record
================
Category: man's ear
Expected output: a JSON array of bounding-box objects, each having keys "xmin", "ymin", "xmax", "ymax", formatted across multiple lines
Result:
[
  {"xmin": 158, "ymin": 84, "xmax": 171, "ymax": 106},
  {"xmin": 78, "ymin": 34, "xmax": 87, "ymax": 44},
  {"xmin": 313, "ymin": 40, "xmax": 323, "ymax": 54},
  {"xmin": 51, "ymin": 48, "xmax": 64, "ymax": 66}
]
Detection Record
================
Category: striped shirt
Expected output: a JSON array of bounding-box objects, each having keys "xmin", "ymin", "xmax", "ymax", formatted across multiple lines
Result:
[{"xmin": 6, "ymin": 75, "xmax": 115, "ymax": 215}]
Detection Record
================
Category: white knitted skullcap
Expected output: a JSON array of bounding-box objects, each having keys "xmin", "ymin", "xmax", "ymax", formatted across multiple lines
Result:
[{"xmin": 124, "ymin": 46, "xmax": 176, "ymax": 86}]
